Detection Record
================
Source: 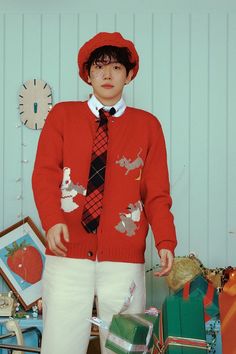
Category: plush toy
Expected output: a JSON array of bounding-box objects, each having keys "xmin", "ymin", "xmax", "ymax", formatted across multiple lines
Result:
[
  {"xmin": 166, "ymin": 253, "xmax": 203, "ymax": 291},
  {"xmin": 203, "ymin": 268, "xmax": 223, "ymax": 289},
  {"xmin": 166, "ymin": 253, "xmax": 231, "ymax": 291}
]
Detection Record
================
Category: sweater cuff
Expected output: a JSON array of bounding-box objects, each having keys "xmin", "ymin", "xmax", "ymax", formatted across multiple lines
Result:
[
  {"xmin": 156, "ymin": 240, "xmax": 176, "ymax": 256},
  {"xmin": 41, "ymin": 212, "xmax": 66, "ymax": 233}
]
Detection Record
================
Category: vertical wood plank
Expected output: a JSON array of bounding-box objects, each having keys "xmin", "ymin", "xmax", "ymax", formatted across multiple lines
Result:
[
  {"xmin": 153, "ymin": 13, "xmax": 172, "ymax": 162},
  {"xmin": 189, "ymin": 14, "xmax": 209, "ymax": 264},
  {"xmin": 171, "ymin": 13, "xmax": 190, "ymax": 256},
  {"xmin": 208, "ymin": 13, "xmax": 227, "ymax": 267},
  {"xmin": 42, "ymin": 14, "xmax": 60, "ymax": 102},
  {"xmin": 97, "ymin": 12, "xmax": 115, "ymax": 33},
  {"xmin": 0, "ymin": 14, "xmax": 5, "ymax": 233},
  {"xmin": 0, "ymin": 14, "xmax": 5, "ymax": 293},
  {"xmin": 2, "ymin": 14, "xmax": 24, "ymax": 293},
  {"xmin": 4, "ymin": 14, "xmax": 23, "ymax": 228},
  {"xmin": 227, "ymin": 13, "xmax": 236, "ymax": 265},
  {"xmin": 60, "ymin": 14, "xmax": 78, "ymax": 101}
]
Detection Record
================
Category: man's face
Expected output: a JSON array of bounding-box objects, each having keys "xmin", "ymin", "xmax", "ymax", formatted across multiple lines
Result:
[{"xmin": 87, "ymin": 56, "xmax": 133, "ymax": 106}]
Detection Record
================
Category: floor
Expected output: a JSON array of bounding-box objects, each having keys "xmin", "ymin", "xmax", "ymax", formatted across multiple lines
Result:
[{"xmin": 87, "ymin": 336, "xmax": 101, "ymax": 354}]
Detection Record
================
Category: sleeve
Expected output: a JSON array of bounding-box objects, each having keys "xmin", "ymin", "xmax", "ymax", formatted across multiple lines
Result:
[
  {"xmin": 32, "ymin": 103, "xmax": 66, "ymax": 232},
  {"xmin": 140, "ymin": 117, "xmax": 177, "ymax": 255}
]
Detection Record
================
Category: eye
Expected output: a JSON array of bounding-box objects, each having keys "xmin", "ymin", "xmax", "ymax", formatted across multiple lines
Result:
[
  {"xmin": 113, "ymin": 65, "xmax": 121, "ymax": 70},
  {"xmin": 95, "ymin": 63, "xmax": 103, "ymax": 69}
]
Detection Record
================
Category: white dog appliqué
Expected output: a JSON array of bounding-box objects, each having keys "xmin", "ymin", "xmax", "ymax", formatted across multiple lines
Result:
[
  {"xmin": 115, "ymin": 201, "xmax": 143, "ymax": 236},
  {"xmin": 61, "ymin": 167, "xmax": 86, "ymax": 212}
]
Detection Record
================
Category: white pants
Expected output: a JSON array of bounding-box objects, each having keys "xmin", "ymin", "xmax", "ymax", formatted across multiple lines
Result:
[{"xmin": 41, "ymin": 256, "xmax": 146, "ymax": 354}]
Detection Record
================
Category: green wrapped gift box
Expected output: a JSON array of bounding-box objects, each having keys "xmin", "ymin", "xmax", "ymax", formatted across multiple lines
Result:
[
  {"xmin": 152, "ymin": 296, "xmax": 207, "ymax": 354},
  {"xmin": 105, "ymin": 312, "xmax": 160, "ymax": 354},
  {"xmin": 174, "ymin": 275, "xmax": 219, "ymax": 321}
]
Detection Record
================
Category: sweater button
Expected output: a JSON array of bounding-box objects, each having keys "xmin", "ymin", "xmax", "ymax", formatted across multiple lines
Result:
[{"xmin": 88, "ymin": 251, "xmax": 93, "ymax": 257}]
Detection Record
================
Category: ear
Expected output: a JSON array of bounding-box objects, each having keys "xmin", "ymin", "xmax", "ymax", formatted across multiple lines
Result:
[
  {"xmin": 87, "ymin": 74, "xmax": 91, "ymax": 84},
  {"xmin": 125, "ymin": 69, "xmax": 134, "ymax": 85}
]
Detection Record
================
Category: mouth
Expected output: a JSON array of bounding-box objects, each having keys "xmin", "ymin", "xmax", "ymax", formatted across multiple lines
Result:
[{"xmin": 101, "ymin": 84, "xmax": 114, "ymax": 89}]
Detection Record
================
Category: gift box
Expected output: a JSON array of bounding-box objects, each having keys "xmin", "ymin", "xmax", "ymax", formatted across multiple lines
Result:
[
  {"xmin": 219, "ymin": 291, "xmax": 236, "ymax": 354},
  {"xmin": 205, "ymin": 318, "xmax": 222, "ymax": 354},
  {"xmin": 105, "ymin": 311, "xmax": 160, "ymax": 354},
  {"xmin": 174, "ymin": 275, "xmax": 219, "ymax": 321},
  {"xmin": 152, "ymin": 296, "xmax": 207, "ymax": 354}
]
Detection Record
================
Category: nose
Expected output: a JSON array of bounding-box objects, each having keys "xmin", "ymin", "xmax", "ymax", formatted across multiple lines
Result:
[{"xmin": 103, "ymin": 65, "xmax": 112, "ymax": 79}]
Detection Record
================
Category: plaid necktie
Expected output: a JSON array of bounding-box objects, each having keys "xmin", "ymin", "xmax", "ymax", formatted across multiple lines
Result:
[{"xmin": 81, "ymin": 107, "xmax": 116, "ymax": 233}]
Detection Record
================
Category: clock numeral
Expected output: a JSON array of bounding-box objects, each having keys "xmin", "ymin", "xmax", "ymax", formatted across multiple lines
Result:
[
  {"xmin": 23, "ymin": 84, "xmax": 27, "ymax": 90},
  {"xmin": 34, "ymin": 79, "xmax": 37, "ymax": 86},
  {"xmin": 20, "ymin": 111, "xmax": 24, "ymax": 115},
  {"xmin": 43, "ymin": 83, "xmax": 48, "ymax": 89},
  {"xmin": 24, "ymin": 120, "xmax": 28, "ymax": 125},
  {"xmin": 19, "ymin": 95, "xmax": 23, "ymax": 98},
  {"xmin": 35, "ymin": 123, "xmax": 38, "ymax": 130}
]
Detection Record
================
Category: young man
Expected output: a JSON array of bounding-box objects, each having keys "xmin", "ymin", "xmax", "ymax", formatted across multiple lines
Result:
[{"xmin": 32, "ymin": 32, "xmax": 177, "ymax": 354}]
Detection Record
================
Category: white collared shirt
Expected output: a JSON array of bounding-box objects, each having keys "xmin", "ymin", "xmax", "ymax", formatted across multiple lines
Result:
[{"xmin": 87, "ymin": 94, "xmax": 126, "ymax": 118}]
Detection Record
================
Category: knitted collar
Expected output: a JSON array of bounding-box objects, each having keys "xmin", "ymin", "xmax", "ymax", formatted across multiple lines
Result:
[{"xmin": 87, "ymin": 94, "xmax": 126, "ymax": 118}]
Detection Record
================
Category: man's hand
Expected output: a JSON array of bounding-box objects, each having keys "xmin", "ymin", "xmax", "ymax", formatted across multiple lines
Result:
[
  {"xmin": 46, "ymin": 223, "xmax": 69, "ymax": 257},
  {"xmin": 153, "ymin": 249, "xmax": 174, "ymax": 277}
]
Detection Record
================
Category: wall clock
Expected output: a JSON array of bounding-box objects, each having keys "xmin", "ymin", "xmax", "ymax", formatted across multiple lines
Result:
[{"xmin": 19, "ymin": 79, "xmax": 53, "ymax": 130}]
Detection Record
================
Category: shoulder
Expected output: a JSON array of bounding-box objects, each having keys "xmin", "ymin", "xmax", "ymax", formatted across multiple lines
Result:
[
  {"xmin": 44, "ymin": 101, "xmax": 88, "ymax": 130},
  {"xmin": 126, "ymin": 106, "xmax": 162, "ymax": 130},
  {"xmin": 51, "ymin": 100, "xmax": 87, "ymax": 113}
]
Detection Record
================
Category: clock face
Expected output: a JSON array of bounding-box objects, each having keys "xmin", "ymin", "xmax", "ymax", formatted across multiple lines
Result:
[{"xmin": 19, "ymin": 79, "xmax": 53, "ymax": 130}]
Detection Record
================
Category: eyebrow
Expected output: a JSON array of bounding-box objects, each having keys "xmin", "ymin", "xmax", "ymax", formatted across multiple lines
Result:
[{"xmin": 94, "ymin": 59, "xmax": 120, "ymax": 65}]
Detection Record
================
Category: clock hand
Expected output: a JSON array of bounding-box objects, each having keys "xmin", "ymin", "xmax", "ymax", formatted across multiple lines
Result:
[{"xmin": 34, "ymin": 102, "xmax": 38, "ymax": 113}]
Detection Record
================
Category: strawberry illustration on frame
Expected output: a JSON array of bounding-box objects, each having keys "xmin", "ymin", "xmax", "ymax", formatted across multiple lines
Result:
[{"xmin": 5, "ymin": 240, "xmax": 43, "ymax": 284}]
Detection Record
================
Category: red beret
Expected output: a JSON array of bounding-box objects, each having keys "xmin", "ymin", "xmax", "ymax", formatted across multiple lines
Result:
[{"xmin": 78, "ymin": 32, "xmax": 139, "ymax": 84}]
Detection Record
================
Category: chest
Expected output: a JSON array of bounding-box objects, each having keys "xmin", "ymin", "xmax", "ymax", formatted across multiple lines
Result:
[{"xmin": 63, "ymin": 116, "xmax": 149, "ymax": 168}]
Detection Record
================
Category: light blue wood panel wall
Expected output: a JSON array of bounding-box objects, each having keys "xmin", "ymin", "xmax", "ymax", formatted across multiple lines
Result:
[
  {"xmin": 228, "ymin": 14, "xmax": 236, "ymax": 265},
  {"xmin": 189, "ymin": 14, "xmax": 209, "ymax": 266},
  {"xmin": 0, "ymin": 14, "xmax": 4, "ymax": 234},
  {"xmin": 0, "ymin": 8, "xmax": 236, "ymax": 308}
]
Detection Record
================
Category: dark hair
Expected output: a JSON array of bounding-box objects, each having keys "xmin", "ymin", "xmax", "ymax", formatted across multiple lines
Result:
[{"xmin": 84, "ymin": 45, "xmax": 136, "ymax": 76}]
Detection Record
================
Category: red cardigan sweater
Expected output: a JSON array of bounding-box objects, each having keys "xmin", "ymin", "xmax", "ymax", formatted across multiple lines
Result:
[{"xmin": 32, "ymin": 101, "xmax": 177, "ymax": 263}]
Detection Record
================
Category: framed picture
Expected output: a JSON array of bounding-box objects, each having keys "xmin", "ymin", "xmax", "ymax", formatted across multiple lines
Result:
[{"xmin": 0, "ymin": 217, "xmax": 46, "ymax": 310}]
